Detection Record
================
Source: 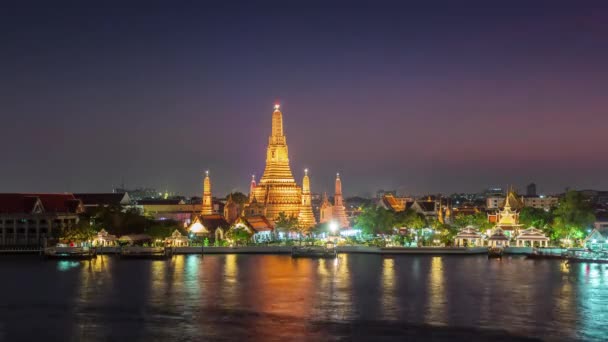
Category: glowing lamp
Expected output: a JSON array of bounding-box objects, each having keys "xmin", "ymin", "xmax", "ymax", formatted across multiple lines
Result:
[
  {"xmin": 190, "ymin": 222, "xmax": 205, "ymax": 233},
  {"xmin": 274, "ymin": 104, "xmax": 280, "ymax": 110},
  {"xmin": 329, "ymin": 221, "xmax": 338, "ymax": 233}
]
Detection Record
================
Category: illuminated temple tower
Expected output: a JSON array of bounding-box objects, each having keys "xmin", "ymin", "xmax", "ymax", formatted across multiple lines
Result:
[
  {"xmin": 332, "ymin": 173, "xmax": 349, "ymax": 228},
  {"xmin": 201, "ymin": 170, "xmax": 213, "ymax": 215},
  {"xmin": 297, "ymin": 169, "xmax": 317, "ymax": 229},
  {"xmin": 249, "ymin": 104, "xmax": 302, "ymax": 219}
]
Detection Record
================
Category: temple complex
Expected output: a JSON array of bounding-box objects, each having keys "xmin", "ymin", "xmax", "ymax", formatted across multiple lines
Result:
[
  {"xmin": 297, "ymin": 169, "xmax": 316, "ymax": 229},
  {"xmin": 246, "ymin": 105, "xmax": 303, "ymax": 220},
  {"xmin": 201, "ymin": 171, "xmax": 213, "ymax": 215},
  {"xmin": 492, "ymin": 195, "xmax": 523, "ymax": 233}
]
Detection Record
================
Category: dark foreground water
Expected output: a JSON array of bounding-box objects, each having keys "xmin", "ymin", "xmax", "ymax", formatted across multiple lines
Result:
[{"xmin": 0, "ymin": 254, "xmax": 606, "ymax": 341}]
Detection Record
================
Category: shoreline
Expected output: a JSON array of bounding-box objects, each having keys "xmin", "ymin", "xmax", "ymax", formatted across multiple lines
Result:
[{"xmin": 0, "ymin": 246, "xmax": 555, "ymax": 256}]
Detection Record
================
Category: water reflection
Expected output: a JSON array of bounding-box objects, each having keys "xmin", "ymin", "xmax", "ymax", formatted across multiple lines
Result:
[
  {"xmin": 381, "ymin": 258, "xmax": 396, "ymax": 319},
  {"xmin": 0, "ymin": 255, "xmax": 607, "ymax": 341},
  {"xmin": 57, "ymin": 260, "xmax": 80, "ymax": 272},
  {"xmin": 425, "ymin": 257, "xmax": 446, "ymax": 325},
  {"xmin": 577, "ymin": 263, "xmax": 608, "ymax": 341}
]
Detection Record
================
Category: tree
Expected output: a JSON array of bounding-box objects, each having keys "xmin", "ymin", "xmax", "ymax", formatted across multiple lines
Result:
[
  {"xmin": 275, "ymin": 212, "xmax": 299, "ymax": 232},
  {"xmin": 354, "ymin": 205, "xmax": 396, "ymax": 235},
  {"xmin": 552, "ymin": 191, "xmax": 595, "ymax": 246},
  {"xmin": 60, "ymin": 218, "xmax": 97, "ymax": 243},
  {"xmin": 519, "ymin": 207, "xmax": 552, "ymax": 229},
  {"xmin": 394, "ymin": 209, "xmax": 424, "ymax": 228},
  {"xmin": 226, "ymin": 225, "xmax": 252, "ymax": 246},
  {"xmin": 226, "ymin": 192, "xmax": 248, "ymax": 206},
  {"xmin": 451, "ymin": 212, "xmax": 492, "ymax": 231},
  {"xmin": 145, "ymin": 219, "xmax": 182, "ymax": 240},
  {"xmin": 275, "ymin": 212, "xmax": 306, "ymax": 242}
]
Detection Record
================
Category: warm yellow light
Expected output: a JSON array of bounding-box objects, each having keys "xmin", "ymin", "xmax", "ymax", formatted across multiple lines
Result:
[
  {"xmin": 190, "ymin": 222, "xmax": 205, "ymax": 233},
  {"xmin": 274, "ymin": 104, "xmax": 280, "ymax": 110}
]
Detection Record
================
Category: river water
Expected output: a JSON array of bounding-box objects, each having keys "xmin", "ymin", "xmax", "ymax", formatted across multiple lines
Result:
[{"xmin": 0, "ymin": 254, "xmax": 606, "ymax": 341}]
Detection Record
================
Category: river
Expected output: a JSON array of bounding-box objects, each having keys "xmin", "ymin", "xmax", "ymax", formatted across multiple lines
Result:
[{"xmin": 0, "ymin": 254, "xmax": 606, "ymax": 341}]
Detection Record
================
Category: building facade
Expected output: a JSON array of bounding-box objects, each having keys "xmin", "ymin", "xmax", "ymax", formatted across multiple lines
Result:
[{"xmin": 0, "ymin": 193, "xmax": 83, "ymax": 246}]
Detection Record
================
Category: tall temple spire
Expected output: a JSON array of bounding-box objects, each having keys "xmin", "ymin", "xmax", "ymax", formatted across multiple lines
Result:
[
  {"xmin": 332, "ymin": 172, "xmax": 349, "ymax": 228},
  {"xmin": 272, "ymin": 104, "xmax": 283, "ymax": 137},
  {"xmin": 249, "ymin": 174, "xmax": 256, "ymax": 201},
  {"xmin": 201, "ymin": 170, "xmax": 213, "ymax": 215},
  {"xmin": 334, "ymin": 173, "xmax": 343, "ymax": 207},
  {"xmin": 250, "ymin": 104, "xmax": 301, "ymax": 219},
  {"xmin": 298, "ymin": 168, "xmax": 316, "ymax": 229}
]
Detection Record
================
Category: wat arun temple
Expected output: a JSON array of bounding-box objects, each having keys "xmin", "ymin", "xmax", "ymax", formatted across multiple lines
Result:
[{"xmin": 196, "ymin": 104, "xmax": 348, "ymax": 233}]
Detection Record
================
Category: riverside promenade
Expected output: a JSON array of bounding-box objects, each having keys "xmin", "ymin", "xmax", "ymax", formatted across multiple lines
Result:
[
  {"xmin": 0, "ymin": 246, "xmax": 559, "ymax": 256},
  {"xmin": 91, "ymin": 245, "xmax": 491, "ymax": 255}
]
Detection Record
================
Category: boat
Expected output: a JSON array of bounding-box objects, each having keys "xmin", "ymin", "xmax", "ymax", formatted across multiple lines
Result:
[
  {"xmin": 43, "ymin": 246, "xmax": 97, "ymax": 259},
  {"xmin": 526, "ymin": 248, "xmax": 566, "ymax": 260},
  {"xmin": 488, "ymin": 247, "xmax": 504, "ymax": 259},
  {"xmin": 565, "ymin": 250, "xmax": 608, "ymax": 264},
  {"xmin": 291, "ymin": 242, "xmax": 337, "ymax": 258},
  {"xmin": 120, "ymin": 246, "xmax": 174, "ymax": 259}
]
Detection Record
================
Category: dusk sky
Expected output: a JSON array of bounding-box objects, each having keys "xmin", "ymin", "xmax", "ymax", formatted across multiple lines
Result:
[{"xmin": 2, "ymin": 1, "xmax": 608, "ymax": 197}]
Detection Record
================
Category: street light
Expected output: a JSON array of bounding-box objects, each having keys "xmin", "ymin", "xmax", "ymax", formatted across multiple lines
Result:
[{"xmin": 329, "ymin": 221, "xmax": 338, "ymax": 234}]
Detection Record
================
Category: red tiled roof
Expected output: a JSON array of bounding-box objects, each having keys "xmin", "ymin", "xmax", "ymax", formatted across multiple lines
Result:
[
  {"xmin": 200, "ymin": 214, "xmax": 229, "ymax": 231},
  {"xmin": 0, "ymin": 193, "xmax": 82, "ymax": 214},
  {"xmin": 243, "ymin": 215, "xmax": 274, "ymax": 232},
  {"xmin": 0, "ymin": 194, "xmax": 37, "ymax": 213}
]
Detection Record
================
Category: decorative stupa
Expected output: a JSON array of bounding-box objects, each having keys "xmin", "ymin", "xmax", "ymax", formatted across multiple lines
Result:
[
  {"xmin": 248, "ymin": 104, "xmax": 302, "ymax": 219},
  {"xmin": 332, "ymin": 173, "xmax": 349, "ymax": 228},
  {"xmin": 297, "ymin": 168, "xmax": 317, "ymax": 229},
  {"xmin": 201, "ymin": 170, "xmax": 213, "ymax": 215}
]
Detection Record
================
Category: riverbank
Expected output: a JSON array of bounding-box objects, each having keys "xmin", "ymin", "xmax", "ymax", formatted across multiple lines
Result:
[{"xmin": 0, "ymin": 246, "xmax": 554, "ymax": 256}]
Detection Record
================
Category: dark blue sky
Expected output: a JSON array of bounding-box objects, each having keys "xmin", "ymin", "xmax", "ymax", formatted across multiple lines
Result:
[{"xmin": 1, "ymin": 1, "xmax": 607, "ymax": 197}]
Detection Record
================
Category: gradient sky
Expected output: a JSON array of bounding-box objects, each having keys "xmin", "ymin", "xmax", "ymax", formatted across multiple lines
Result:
[{"xmin": 2, "ymin": 1, "xmax": 608, "ymax": 197}]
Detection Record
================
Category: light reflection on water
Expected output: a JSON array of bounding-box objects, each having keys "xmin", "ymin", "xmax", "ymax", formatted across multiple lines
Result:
[{"xmin": 0, "ymin": 254, "xmax": 607, "ymax": 341}]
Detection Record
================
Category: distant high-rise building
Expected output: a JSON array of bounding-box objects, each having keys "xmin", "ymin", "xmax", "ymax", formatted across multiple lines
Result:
[
  {"xmin": 526, "ymin": 183, "xmax": 537, "ymax": 197},
  {"xmin": 483, "ymin": 187, "xmax": 504, "ymax": 198}
]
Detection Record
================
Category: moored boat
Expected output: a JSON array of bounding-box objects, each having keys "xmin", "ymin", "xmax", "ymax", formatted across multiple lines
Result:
[
  {"xmin": 488, "ymin": 247, "xmax": 503, "ymax": 259},
  {"xmin": 565, "ymin": 250, "xmax": 608, "ymax": 264},
  {"xmin": 44, "ymin": 246, "xmax": 97, "ymax": 259},
  {"xmin": 526, "ymin": 247, "xmax": 566, "ymax": 260},
  {"xmin": 120, "ymin": 246, "xmax": 174, "ymax": 259},
  {"xmin": 292, "ymin": 242, "xmax": 337, "ymax": 258}
]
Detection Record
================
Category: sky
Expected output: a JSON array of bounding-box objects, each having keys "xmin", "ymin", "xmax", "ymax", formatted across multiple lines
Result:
[{"xmin": 1, "ymin": 1, "xmax": 608, "ymax": 197}]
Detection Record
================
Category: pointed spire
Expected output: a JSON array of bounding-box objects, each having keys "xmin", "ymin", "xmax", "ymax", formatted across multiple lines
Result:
[
  {"xmin": 335, "ymin": 173, "xmax": 342, "ymax": 196},
  {"xmin": 298, "ymin": 167, "xmax": 316, "ymax": 228},
  {"xmin": 201, "ymin": 170, "xmax": 213, "ymax": 215},
  {"xmin": 302, "ymin": 168, "xmax": 310, "ymax": 194},
  {"xmin": 271, "ymin": 103, "xmax": 284, "ymax": 137},
  {"xmin": 334, "ymin": 173, "xmax": 343, "ymax": 207},
  {"xmin": 249, "ymin": 174, "xmax": 257, "ymax": 202}
]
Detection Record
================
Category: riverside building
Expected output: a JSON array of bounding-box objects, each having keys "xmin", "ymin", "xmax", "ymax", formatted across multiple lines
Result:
[{"xmin": 0, "ymin": 193, "xmax": 83, "ymax": 246}]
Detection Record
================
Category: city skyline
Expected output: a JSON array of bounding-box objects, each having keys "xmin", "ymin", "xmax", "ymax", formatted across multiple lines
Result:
[{"xmin": 2, "ymin": 1, "xmax": 608, "ymax": 196}]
